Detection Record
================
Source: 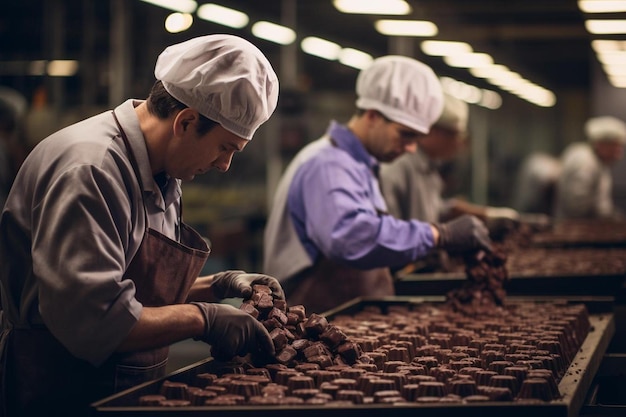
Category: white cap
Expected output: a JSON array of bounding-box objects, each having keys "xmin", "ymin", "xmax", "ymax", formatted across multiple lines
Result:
[
  {"xmin": 154, "ymin": 34, "xmax": 279, "ymax": 140},
  {"xmin": 436, "ymin": 93, "xmax": 469, "ymax": 139},
  {"xmin": 585, "ymin": 116, "xmax": 626, "ymax": 144},
  {"xmin": 355, "ymin": 55, "xmax": 444, "ymax": 134}
]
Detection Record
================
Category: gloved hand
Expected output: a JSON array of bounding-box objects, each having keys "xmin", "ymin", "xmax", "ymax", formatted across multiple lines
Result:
[
  {"xmin": 435, "ymin": 214, "xmax": 493, "ymax": 253},
  {"xmin": 211, "ymin": 270, "xmax": 285, "ymax": 300},
  {"xmin": 191, "ymin": 302, "xmax": 275, "ymax": 361}
]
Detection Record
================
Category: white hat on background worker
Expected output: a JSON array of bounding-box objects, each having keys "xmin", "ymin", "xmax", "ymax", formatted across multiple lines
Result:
[
  {"xmin": 435, "ymin": 93, "xmax": 469, "ymax": 139},
  {"xmin": 355, "ymin": 55, "xmax": 444, "ymax": 135},
  {"xmin": 585, "ymin": 116, "xmax": 626, "ymax": 144},
  {"xmin": 154, "ymin": 34, "xmax": 279, "ymax": 140}
]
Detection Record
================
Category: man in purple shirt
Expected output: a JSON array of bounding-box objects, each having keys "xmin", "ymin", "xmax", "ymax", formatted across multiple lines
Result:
[{"xmin": 263, "ymin": 55, "xmax": 492, "ymax": 314}]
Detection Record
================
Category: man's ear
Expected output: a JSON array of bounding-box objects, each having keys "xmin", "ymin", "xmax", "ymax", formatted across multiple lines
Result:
[{"xmin": 173, "ymin": 108, "xmax": 198, "ymax": 135}]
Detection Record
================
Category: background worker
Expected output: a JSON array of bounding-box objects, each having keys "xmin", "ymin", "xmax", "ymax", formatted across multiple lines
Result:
[
  {"xmin": 263, "ymin": 56, "xmax": 493, "ymax": 314},
  {"xmin": 554, "ymin": 115, "xmax": 626, "ymax": 219},
  {"xmin": 379, "ymin": 93, "xmax": 520, "ymax": 228},
  {"xmin": 0, "ymin": 34, "xmax": 283, "ymax": 417}
]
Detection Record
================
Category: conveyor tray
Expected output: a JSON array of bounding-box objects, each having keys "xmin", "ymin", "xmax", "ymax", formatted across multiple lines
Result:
[
  {"xmin": 394, "ymin": 271, "xmax": 625, "ymax": 297},
  {"xmin": 581, "ymin": 353, "xmax": 626, "ymax": 416},
  {"xmin": 91, "ymin": 296, "xmax": 615, "ymax": 417}
]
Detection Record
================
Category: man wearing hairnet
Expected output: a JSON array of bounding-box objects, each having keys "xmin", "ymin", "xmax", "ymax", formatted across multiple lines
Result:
[
  {"xmin": 554, "ymin": 115, "xmax": 626, "ymax": 219},
  {"xmin": 0, "ymin": 35, "xmax": 283, "ymax": 417},
  {"xmin": 380, "ymin": 93, "xmax": 520, "ymax": 226},
  {"xmin": 263, "ymin": 56, "xmax": 493, "ymax": 314}
]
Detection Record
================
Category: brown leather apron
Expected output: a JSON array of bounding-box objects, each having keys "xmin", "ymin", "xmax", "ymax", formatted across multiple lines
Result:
[
  {"xmin": 284, "ymin": 257, "xmax": 394, "ymax": 314},
  {"xmin": 0, "ymin": 111, "xmax": 209, "ymax": 417}
]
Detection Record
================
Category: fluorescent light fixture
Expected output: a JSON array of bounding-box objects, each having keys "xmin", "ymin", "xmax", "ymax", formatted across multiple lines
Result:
[
  {"xmin": 333, "ymin": 0, "xmax": 411, "ymax": 15},
  {"xmin": 251, "ymin": 21, "xmax": 296, "ymax": 45},
  {"xmin": 338, "ymin": 48, "xmax": 373, "ymax": 70},
  {"xmin": 480, "ymin": 90, "xmax": 502, "ymax": 110},
  {"xmin": 47, "ymin": 60, "xmax": 79, "ymax": 77},
  {"xmin": 165, "ymin": 13, "xmax": 193, "ymax": 33},
  {"xmin": 375, "ymin": 20, "xmax": 438, "ymax": 37},
  {"xmin": 139, "ymin": 0, "xmax": 197, "ymax": 13},
  {"xmin": 196, "ymin": 3, "xmax": 249, "ymax": 29},
  {"xmin": 421, "ymin": 40, "xmax": 472, "ymax": 56},
  {"xmin": 591, "ymin": 39, "xmax": 626, "ymax": 53},
  {"xmin": 301, "ymin": 37, "xmax": 342, "ymax": 60},
  {"xmin": 603, "ymin": 64, "xmax": 626, "ymax": 75},
  {"xmin": 579, "ymin": 1, "xmax": 626, "ymax": 13},
  {"xmin": 585, "ymin": 19, "xmax": 626, "ymax": 34},
  {"xmin": 596, "ymin": 50, "xmax": 626, "ymax": 65},
  {"xmin": 608, "ymin": 74, "xmax": 626, "ymax": 87},
  {"xmin": 443, "ymin": 52, "xmax": 493, "ymax": 68},
  {"xmin": 469, "ymin": 64, "xmax": 510, "ymax": 79}
]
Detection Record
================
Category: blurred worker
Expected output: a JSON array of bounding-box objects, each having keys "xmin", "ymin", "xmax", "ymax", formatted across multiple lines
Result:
[
  {"xmin": 554, "ymin": 115, "xmax": 626, "ymax": 219},
  {"xmin": 379, "ymin": 93, "xmax": 520, "ymax": 227},
  {"xmin": 0, "ymin": 35, "xmax": 284, "ymax": 417},
  {"xmin": 263, "ymin": 56, "xmax": 493, "ymax": 314},
  {"xmin": 513, "ymin": 152, "xmax": 561, "ymax": 215}
]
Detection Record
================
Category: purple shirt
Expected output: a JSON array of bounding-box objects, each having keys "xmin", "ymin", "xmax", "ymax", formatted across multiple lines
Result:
[{"xmin": 287, "ymin": 121, "xmax": 436, "ymax": 269}]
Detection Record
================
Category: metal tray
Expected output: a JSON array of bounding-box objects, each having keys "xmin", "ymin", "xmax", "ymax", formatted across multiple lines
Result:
[
  {"xmin": 394, "ymin": 271, "xmax": 626, "ymax": 297},
  {"xmin": 90, "ymin": 296, "xmax": 615, "ymax": 417},
  {"xmin": 581, "ymin": 353, "xmax": 626, "ymax": 415}
]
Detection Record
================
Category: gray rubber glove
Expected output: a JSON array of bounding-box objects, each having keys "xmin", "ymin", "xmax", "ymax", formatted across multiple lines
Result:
[
  {"xmin": 191, "ymin": 302, "xmax": 275, "ymax": 361},
  {"xmin": 211, "ymin": 270, "xmax": 285, "ymax": 300},
  {"xmin": 435, "ymin": 214, "xmax": 493, "ymax": 253}
]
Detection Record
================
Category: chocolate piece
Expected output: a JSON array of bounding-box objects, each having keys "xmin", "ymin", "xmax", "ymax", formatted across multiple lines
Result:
[
  {"xmin": 304, "ymin": 313, "xmax": 329, "ymax": 337},
  {"xmin": 138, "ymin": 395, "xmax": 166, "ymax": 406}
]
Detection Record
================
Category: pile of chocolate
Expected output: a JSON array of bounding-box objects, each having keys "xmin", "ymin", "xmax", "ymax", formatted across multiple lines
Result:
[
  {"xmin": 240, "ymin": 284, "xmax": 362, "ymax": 368},
  {"xmin": 446, "ymin": 249, "xmax": 509, "ymax": 315}
]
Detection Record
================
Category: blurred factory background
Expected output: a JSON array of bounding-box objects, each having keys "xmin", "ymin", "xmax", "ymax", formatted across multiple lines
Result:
[{"xmin": 2, "ymin": 0, "xmax": 626, "ymax": 274}]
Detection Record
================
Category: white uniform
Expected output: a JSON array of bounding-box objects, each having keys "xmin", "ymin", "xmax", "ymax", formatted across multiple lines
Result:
[{"xmin": 554, "ymin": 142, "xmax": 614, "ymax": 219}]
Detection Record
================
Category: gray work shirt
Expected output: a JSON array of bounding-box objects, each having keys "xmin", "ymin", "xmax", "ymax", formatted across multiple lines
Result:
[{"xmin": 0, "ymin": 99, "xmax": 181, "ymax": 366}]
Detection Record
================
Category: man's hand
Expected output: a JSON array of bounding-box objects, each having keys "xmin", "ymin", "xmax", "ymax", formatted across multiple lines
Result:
[
  {"xmin": 211, "ymin": 270, "xmax": 285, "ymax": 300},
  {"xmin": 191, "ymin": 302, "xmax": 275, "ymax": 361},
  {"xmin": 435, "ymin": 214, "xmax": 493, "ymax": 253}
]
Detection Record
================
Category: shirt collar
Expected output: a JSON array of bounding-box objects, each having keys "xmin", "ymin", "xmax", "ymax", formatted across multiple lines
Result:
[{"xmin": 327, "ymin": 120, "xmax": 379, "ymax": 173}]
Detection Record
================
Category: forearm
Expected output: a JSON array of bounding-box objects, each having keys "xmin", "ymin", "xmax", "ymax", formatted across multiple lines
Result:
[
  {"xmin": 115, "ymin": 304, "xmax": 205, "ymax": 352},
  {"xmin": 186, "ymin": 275, "xmax": 221, "ymax": 302}
]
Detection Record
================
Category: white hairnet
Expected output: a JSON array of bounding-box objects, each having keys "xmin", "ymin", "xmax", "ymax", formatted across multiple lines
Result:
[
  {"xmin": 585, "ymin": 116, "xmax": 626, "ymax": 144},
  {"xmin": 355, "ymin": 55, "xmax": 443, "ymax": 134},
  {"xmin": 154, "ymin": 34, "xmax": 279, "ymax": 140},
  {"xmin": 436, "ymin": 93, "xmax": 469, "ymax": 138}
]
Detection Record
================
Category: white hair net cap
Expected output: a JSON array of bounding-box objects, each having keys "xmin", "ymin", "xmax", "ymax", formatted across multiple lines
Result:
[
  {"xmin": 585, "ymin": 116, "xmax": 626, "ymax": 144},
  {"xmin": 436, "ymin": 93, "xmax": 469, "ymax": 139},
  {"xmin": 154, "ymin": 34, "xmax": 279, "ymax": 140},
  {"xmin": 355, "ymin": 55, "xmax": 444, "ymax": 134}
]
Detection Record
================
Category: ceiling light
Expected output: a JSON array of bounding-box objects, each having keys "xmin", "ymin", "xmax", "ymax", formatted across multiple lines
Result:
[
  {"xmin": 469, "ymin": 64, "xmax": 510, "ymax": 79},
  {"xmin": 333, "ymin": 0, "xmax": 411, "ymax": 15},
  {"xmin": 585, "ymin": 19, "xmax": 626, "ymax": 34},
  {"xmin": 603, "ymin": 64, "xmax": 626, "ymax": 75},
  {"xmin": 443, "ymin": 53, "xmax": 494, "ymax": 68},
  {"xmin": 338, "ymin": 48, "xmax": 373, "ymax": 70},
  {"xmin": 578, "ymin": 1, "xmax": 626, "ymax": 13},
  {"xmin": 139, "ymin": 0, "xmax": 197, "ymax": 13},
  {"xmin": 421, "ymin": 40, "xmax": 472, "ymax": 56},
  {"xmin": 480, "ymin": 90, "xmax": 503, "ymax": 110},
  {"xmin": 591, "ymin": 39, "xmax": 626, "ymax": 53},
  {"xmin": 251, "ymin": 21, "xmax": 296, "ymax": 45},
  {"xmin": 375, "ymin": 20, "xmax": 438, "ymax": 37},
  {"xmin": 597, "ymin": 50, "xmax": 626, "ymax": 65},
  {"xmin": 301, "ymin": 37, "xmax": 342, "ymax": 60},
  {"xmin": 608, "ymin": 74, "xmax": 626, "ymax": 87},
  {"xmin": 165, "ymin": 13, "xmax": 193, "ymax": 33},
  {"xmin": 47, "ymin": 60, "xmax": 79, "ymax": 77},
  {"xmin": 196, "ymin": 3, "xmax": 249, "ymax": 28}
]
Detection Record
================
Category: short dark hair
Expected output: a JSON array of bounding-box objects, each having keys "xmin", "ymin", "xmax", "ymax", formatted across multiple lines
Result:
[{"xmin": 146, "ymin": 80, "xmax": 219, "ymax": 136}]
